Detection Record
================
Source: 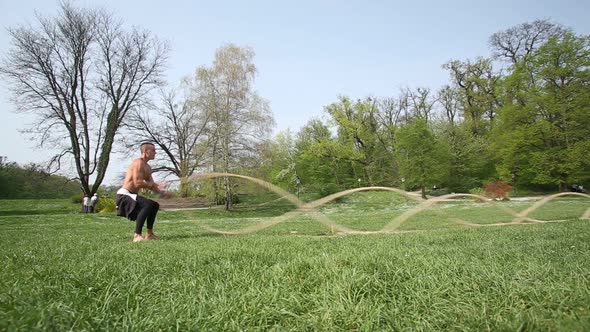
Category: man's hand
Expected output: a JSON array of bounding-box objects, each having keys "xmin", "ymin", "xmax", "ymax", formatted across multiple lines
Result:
[{"xmin": 155, "ymin": 182, "xmax": 172, "ymax": 198}]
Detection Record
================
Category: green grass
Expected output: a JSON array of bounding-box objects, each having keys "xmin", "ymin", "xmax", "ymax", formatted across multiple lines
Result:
[
  {"xmin": 0, "ymin": 198, "xmax": 81, "ymax": 216},
  {"xmin": 1, "ymin": 194, "xmax": 589, "ymax": 331}
]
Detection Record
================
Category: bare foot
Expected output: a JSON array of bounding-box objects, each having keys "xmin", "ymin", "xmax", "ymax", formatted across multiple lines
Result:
[
  {"xmin": 132, "ymin": 234, "xmax": 145, "ymax": 242},
  {"xmin": 145, "ymin": 234, "xmax": 158, "ymax": 240}
]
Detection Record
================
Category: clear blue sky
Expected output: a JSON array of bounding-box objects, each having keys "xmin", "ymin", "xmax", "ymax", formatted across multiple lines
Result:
[{"xmin": 1, "ymin": 0, "xmax": 589, "ymax": 184}]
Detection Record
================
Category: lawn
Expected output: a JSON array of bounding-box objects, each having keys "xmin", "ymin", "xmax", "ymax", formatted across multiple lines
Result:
[{"xmin": 0, "ymin": 193, "xmax": 589, "ymax": 331}]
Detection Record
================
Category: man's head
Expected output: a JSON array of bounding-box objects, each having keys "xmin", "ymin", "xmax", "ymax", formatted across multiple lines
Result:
[{"xmin": 140, "ymin": 142, "xmax": 156, "ymax": 160}]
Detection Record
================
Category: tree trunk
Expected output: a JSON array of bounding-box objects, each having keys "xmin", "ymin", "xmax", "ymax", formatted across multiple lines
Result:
[
  {"xmin": 224, "ymin": 176, "xmax": 233, "ymax": 210},
  {"xmin": 91, "ymin": 108, "xmax": 119, "ymax": 195},
  {"xmin": 179, "ymin": 177, "xmax": 189, "ymax": 198},
  {"xmin": 559, "ymin": 180, "xmax": 568, "ymax": 192}
]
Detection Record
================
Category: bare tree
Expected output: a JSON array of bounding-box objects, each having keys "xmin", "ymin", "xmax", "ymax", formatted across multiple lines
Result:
[
  {"xmin": 489, "ymin": 19, "xmax": 568, "ymax": 64},
  {"xmin": 436, "ymin": 85, "xmax": 462, "ymax": 125},
  {"xmin": 0, "ymin": 2, "xmax": 168, "ymax": 195},
  {"xmin": 443, "ymin": 57, "xmax": 500, "ymax": 134},
  {"xmin": 125, "ymin": 88, "xmax": 211, "ymax": 197},
  {"xmin": 194, "ymin": 44, "xmax": 274, "ymax": 209},
  {"xmin": 376, "ymin": 97, "xmax": 401, "ymax": 127},
  {"xmin": 401, "ymin": 87, "xmax": 436, "ymax": 122},
  {"xmin": 375, "ymin": 97, "xmax": 400, "ymax": 149}
]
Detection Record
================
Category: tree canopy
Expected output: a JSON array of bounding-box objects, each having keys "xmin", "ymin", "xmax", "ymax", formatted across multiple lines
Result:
[{"xmin": 2, "ymin": 14, "xmax": 588, "ymax": 199}]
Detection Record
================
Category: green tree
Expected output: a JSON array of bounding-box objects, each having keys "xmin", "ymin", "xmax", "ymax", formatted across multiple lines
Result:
[
  {"xmin": 324, "ymin": 96, "xmax": 396, "ymax": 187},
  {"xmin": 494, "ymin": 32, "xmax": 590, "ymax": 191},
  {"xmin": 263, "ymin": 130, "xmax": 299, "ymax": 192},
  {"xmin": 293, "ymin": 119, "xmax": 341, "ymax": 196},
  {"xmin": 437, "ymin": 123, "xmax": 494, "ymax": 192},
  {"xmin": 394, "ymin": 120, "xmax": 449, "ymax": 199}
]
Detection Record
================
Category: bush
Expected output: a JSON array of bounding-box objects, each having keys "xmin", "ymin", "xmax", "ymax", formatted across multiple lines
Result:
[
  {"xmin": 71, "ymin": 194, "xmax": 83, "ymax": 204},
  {"xmin": 484, "ymin": 181, "xmax": 513, "ymax": 200},
  {"xmin": 319, "ymin": 183, "xmax": 340, "ymax": 197},
  {"xmin": 468, "ymin": 187, "xmax": 485, "ymax": 196},
  {"xmin": 468, "ymin": 187, "xmax": 487, "ymax": 202},
  {"xmin": 96, "ymin": 197, "xmax": 116, "ymax": 213}
]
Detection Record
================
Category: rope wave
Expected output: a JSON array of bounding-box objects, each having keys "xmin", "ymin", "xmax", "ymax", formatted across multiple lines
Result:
[{"xmin": 187, "ymin": 173, "xmax": 590, "ymax": 235}]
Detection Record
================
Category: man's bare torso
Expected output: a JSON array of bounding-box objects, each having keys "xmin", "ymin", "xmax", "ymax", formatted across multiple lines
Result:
[{"xmin": 122, "ymin": 158, "xmax": 152, "ymax": 193}]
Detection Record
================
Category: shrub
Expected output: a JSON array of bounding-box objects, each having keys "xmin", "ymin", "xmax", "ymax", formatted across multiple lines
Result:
[
  {"xmin": 96, "ymin": 197, "xmax": 116, "ymax": 213},
  {"xmin": 468, "ymin": 187, "xmax": 487, "ymax": 202},
  {"xmin": 469, "ymin": 187, "xmax": 485, "ymax": 196},
  {"xmin": 319, "ymin": 183, "xmax": 340, "ymax": 197},
  {"xmin": 71, "ymin": 194, "xmax": 83, "ymax": 204},
  {"xmin": 484, "ymin": 181, "xmax": 513, "ymax": 200}
]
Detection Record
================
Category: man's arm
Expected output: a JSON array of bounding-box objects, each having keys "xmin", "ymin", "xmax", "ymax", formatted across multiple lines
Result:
[
  {"xmin": 145, "ymin": 169, "xmax": 165, "ymax": 195},
  {"xmin": 130, "ymin": 160, "xmax": 160, "ymax": 193},
  {"xmin": 131, "ymin": 160, "xmax": 170, "ymax": 197}
]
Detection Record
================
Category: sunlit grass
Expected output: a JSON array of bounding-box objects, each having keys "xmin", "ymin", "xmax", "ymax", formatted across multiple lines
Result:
[{"xmin": 1, "ymin": 195, "xmax": 589, "ymax": 330}]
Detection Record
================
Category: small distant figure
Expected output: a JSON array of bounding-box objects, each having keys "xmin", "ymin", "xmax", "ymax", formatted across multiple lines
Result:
[
  {"xmin": 572, "ymin": 184, "xmax": 587, "ymax": 193},
  {"xmin": 82, "ymin": 195, "xmax": 90, "ymax": 214},
  {"xmin": 90, "ymin": 193, "xmax": 98, "ymax": 213}
]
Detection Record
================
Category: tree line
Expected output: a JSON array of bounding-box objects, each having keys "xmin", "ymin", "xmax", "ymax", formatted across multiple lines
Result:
[
  {"xmin": 0, "ymin": 161, "xmax": 80, "ymax": 199},
  {"xmin": 1, "ymin": 2, "xmax": 588, "ymax": 205},
  {"xmin": 262, "ymin": 20, "xmax": 590, "ymax": 198}
]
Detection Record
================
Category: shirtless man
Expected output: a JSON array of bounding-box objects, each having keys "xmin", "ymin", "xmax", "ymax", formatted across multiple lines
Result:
[{"xmin": 116, "ymin": 142, "xmax": 170, "ymax": 242}]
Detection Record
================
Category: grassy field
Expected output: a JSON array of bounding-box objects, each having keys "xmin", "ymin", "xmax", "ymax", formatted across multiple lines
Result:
[{"xmin": 1, "ymin": 193, "xmax": 589, "ymax": 331}]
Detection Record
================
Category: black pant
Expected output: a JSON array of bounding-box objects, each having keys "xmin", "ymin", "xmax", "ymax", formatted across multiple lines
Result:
[{"xmin": 135, "ymin": 196, "xmax": 160, "ymax": 234}]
